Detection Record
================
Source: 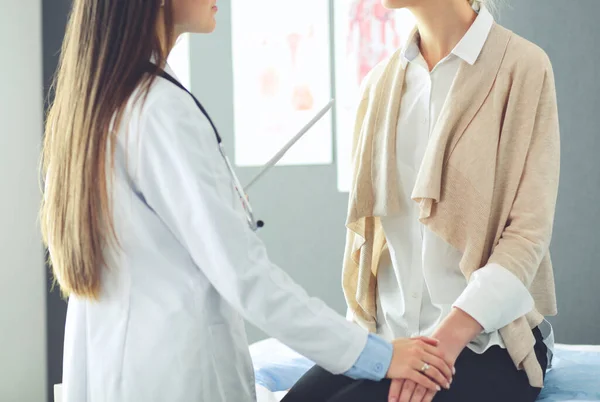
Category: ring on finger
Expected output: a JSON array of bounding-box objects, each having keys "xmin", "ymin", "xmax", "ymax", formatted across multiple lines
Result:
[{"xmin": 420, "ymin": 362, "xmax": 430, "ymax": 373}]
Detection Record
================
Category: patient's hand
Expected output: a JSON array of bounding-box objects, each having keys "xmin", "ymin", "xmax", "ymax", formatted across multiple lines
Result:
[
  {"xmin": 385, "ymin": 337, "xmax": 454, "ymax": 392},
  {"xmin": 388, "ymin": 308, "xmax": 482, "ymax": 401}
]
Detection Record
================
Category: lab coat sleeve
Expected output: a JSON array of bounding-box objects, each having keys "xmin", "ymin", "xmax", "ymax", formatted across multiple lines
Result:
[
  {"xmin": 134, "ymin": 93, "xmax": 370, "ymax": 376},
  {"xmin": 344, "ymin": 334, "xmax": 393, "ymax": 381}
]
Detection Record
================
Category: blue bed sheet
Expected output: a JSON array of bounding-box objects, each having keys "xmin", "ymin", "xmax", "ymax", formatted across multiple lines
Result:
[
  {"xmin": 539, "ymin": 345, "xmax": 600, "ymax": 401},
  {"xmin": 250, "ymin": 339, "xmax": 600, "ymax": 401}
]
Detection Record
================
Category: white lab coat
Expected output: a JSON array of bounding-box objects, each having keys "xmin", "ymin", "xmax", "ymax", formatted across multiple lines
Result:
[{"xmin": 60, "ymin": 66, "xmax": 368, "ymax": 402}]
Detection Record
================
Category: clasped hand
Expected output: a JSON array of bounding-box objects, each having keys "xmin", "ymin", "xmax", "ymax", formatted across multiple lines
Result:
[{"xmin": 385, "ymin": 337, "xmax": 455, "ymax": 402}]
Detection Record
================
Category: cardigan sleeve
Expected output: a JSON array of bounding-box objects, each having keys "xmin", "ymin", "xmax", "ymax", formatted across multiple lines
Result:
[{"xmin": 486, "ymin": 65, "xmax": 560, "ymax": 288}]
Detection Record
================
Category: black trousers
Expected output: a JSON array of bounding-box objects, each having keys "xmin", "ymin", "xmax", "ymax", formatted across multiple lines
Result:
[{"xmin": 282, "ymin": 328, "xmax": 547, "ymax": 402}]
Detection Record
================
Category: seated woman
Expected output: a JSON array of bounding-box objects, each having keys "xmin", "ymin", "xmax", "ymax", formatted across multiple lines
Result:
[{"xmin": 282, "ymin": 0, "xmax": 559, "ymax": 401}]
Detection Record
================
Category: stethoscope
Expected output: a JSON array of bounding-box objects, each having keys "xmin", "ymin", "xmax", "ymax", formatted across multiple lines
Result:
[{"xmin": 151, "ymin": 64, "xmax": 264, "ymax": 231}]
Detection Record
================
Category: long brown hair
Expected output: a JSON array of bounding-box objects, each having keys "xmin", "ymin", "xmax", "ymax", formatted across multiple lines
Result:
[{"xmin": 41, "ymin": 0, "xmax": 174, "ymax": 299}]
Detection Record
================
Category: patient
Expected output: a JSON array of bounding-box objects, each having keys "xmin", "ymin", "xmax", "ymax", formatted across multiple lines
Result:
[{"xmin": 283, "ymin": 0, "xmax": 560, "ymax": 401}]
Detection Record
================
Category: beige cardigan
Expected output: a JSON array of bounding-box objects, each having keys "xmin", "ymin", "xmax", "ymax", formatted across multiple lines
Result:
[{"xmin": 342, "ymin": 23, "xmax": 560, "ymax": 388}]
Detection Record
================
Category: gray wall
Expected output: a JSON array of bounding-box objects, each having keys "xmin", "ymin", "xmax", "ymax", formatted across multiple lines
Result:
[
  {"xmin": 190, "ymin": 0, "xmax": 600, "ymax": 344},
  {"xmin": 497, "ymin": 0, "xmax": 600, "ymax": 344},
  {"xmin": 0, "ymin": 0, "xmax": 47, "ymax": 401}
]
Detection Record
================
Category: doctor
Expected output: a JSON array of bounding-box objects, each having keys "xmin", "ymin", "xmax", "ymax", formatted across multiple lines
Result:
[{"xmin": 40, "ymin": 1, "xmax": 454, "ymax": 401}]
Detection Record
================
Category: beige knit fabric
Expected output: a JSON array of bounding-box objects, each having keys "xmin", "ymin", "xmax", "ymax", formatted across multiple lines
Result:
[{"xmin": 342, "ymin": 23, "xmax": 560, "ymax": 388}]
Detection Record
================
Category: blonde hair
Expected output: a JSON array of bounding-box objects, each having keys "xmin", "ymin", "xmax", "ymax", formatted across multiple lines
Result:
[
  {"xmin": 468, "ymin": 0, "xmax": 498, "ymax": 13},
  {"xmin": 41, "ymin": 0, "xmax": 174, "ymax": 299}
]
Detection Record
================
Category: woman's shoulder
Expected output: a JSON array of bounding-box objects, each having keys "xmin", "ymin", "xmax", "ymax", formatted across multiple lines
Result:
[
  {"xmin": 124, "ymin": 75, "xmax": 211, "ymax": 137},
  {"xmin": 134, "ymin": 76, "xmax": 199, "ymax": 117},
  {"xmin": 500, "ymin": 26, "xmax": 554, "ymax": 77},
  {"xmin": 358, "ymin": 49, "xmax": 404, "ymax": 100},
  {"xmin": 121, "ymin": 75, "xmax": 215, "ymax": 156}
]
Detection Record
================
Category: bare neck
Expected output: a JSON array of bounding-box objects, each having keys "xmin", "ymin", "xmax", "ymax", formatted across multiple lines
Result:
[
  {"xmin": 409, "ymin": 0, "xmax": 477, "ymax": 70},
  {"xmin": 156, "ymin": 11, "xmax": 183, "ymax": 64}
]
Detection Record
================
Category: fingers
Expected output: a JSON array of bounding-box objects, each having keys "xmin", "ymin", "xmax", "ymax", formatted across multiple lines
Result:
[
  {"xmin": 421, "ymin": 343, "xmax": 455, "ymax": 373},
  {"xmin": 421, "ymin": 352, "xmax": 453, "ymax": 383},
  {"xmin": 409, "ymin": 385, "xmax": 428, "ymax": 402},
  {"xmin": 414, "ymin": 336, "xmax": 439, "ymax": 346},
  {"xmin": 388, "ymin": 379, "xmax": 404, "ymax": 402},
  {"xmin": 406, "ymin": 370, "xmax": 440, "ymax": 392},
  {"xmin": 421, "ymin": 342, "xmax": 451, "ymax": 364},
  {"xmin": 399, "ymin": 380, "xmax": 416, "ymax": 402},
  {"xmin": 422, "ymin": 389, "xmax": 437, "ymax": 402},
  {"xmin": 413, "ymin": 359, "xmax": 450, "ymax": 390}
]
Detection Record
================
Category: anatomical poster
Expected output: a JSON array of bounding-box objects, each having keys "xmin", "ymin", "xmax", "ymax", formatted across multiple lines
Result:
[
  {"xmin": 334, "ymin": 1, "xmax": 415, "ymax": 191},
  {"xmin": 231, "ymin": 0, "xmax": 333, "ymax": 166}
]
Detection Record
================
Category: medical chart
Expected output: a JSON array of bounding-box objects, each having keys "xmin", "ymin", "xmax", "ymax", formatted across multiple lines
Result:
[
  {"xmin": 334, "ymin": 1, "xmax": 415, "ymax": 191},
  {"xmin": 231, "ymin": 0, "xmax": 333, "ymax": 166}
]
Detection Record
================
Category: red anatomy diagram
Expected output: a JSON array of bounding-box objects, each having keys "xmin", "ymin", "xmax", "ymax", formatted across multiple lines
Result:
[{"xmin": 347, "ymin": 0, "xmax": 404, "ymax": 84}]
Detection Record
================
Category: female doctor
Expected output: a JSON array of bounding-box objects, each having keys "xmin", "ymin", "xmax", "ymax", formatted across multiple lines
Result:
[{"xmin": 40, "ymin": 0, "xmax": 455, "ymax": 401}]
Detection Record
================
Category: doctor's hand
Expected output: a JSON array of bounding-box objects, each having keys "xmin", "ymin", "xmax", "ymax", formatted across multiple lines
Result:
[{"xmin": 385, "ymin": 337, "xmax": 453, "ymax": 393}]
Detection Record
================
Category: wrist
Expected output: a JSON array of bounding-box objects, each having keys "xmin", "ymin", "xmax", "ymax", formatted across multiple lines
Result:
[
  {"xmin": 432, "ymin": 308, "xmax": 483, "ymax": 359},
  {"xmin": 431, "ymin": 329, "xmax": 465, "ymax": 363}
]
